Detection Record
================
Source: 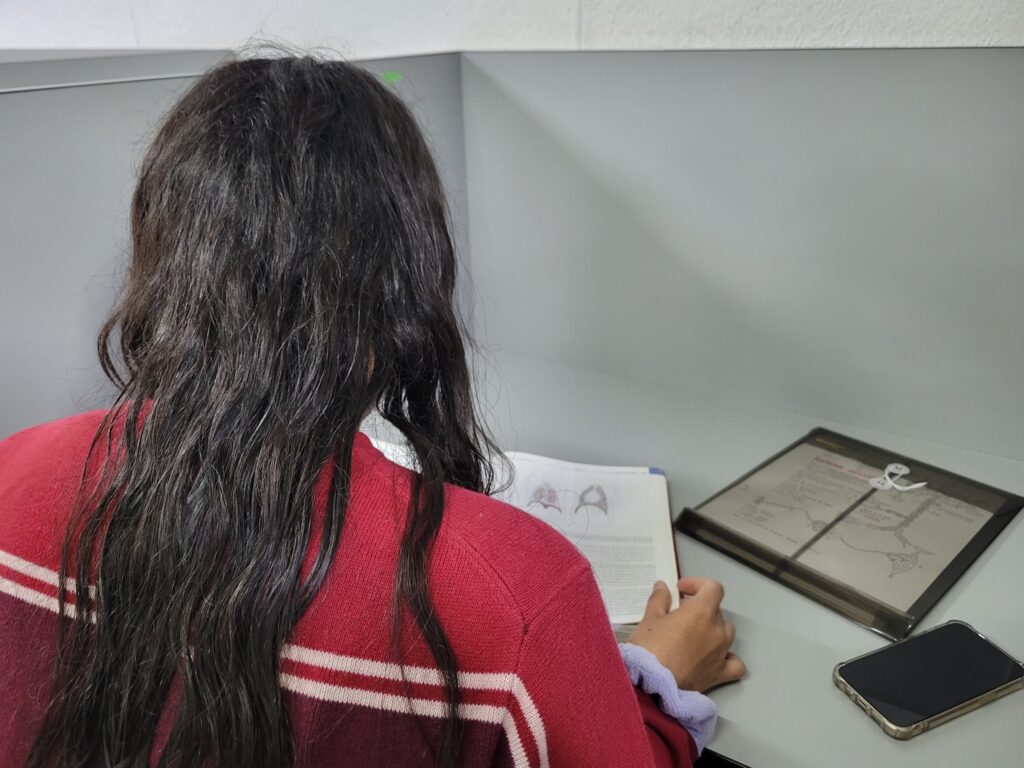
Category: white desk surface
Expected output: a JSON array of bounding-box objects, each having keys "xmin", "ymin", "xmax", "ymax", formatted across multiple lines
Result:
[{"xmin": 480, "ymin": 350, "xmax": 1024, "ymax": 768}]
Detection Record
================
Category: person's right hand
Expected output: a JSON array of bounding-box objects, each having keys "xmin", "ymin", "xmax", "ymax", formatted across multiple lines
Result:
[{"xmin": 626, "ymin": 577, "xmax": 747, "ymax": 693}]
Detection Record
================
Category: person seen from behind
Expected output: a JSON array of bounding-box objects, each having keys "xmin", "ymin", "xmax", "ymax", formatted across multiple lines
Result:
[{"xmin": 0, "ymin": 53, "xmax": 745, "ymax": 768}]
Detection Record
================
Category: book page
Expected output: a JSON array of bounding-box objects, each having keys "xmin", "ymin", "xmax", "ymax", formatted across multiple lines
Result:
[
  {"xmin": 794, "ymin": 488, "xmax": 991, "ymax": 612},
  {"xmin": 368, "ymin": 436, "xmax": 679, "ymax": 624},
  {"xmin": 696, "ymin": 443, "xmax": 879, "ymax": 556},
  {"xmin": 501, "ymin": 452, "xmax": 679, "ymax": 624}
]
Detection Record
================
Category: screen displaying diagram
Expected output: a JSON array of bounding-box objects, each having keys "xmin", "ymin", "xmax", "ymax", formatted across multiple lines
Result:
[
  {"xmin": 682, "ymin": 431, "xmax": 1018, "ymax": 635},
  {"xmin": 795, "ymin": 489, "xmax": 987, "ymax": 611}
]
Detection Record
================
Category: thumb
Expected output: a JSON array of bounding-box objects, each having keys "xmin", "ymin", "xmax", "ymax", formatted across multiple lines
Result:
[{"xmin": 642, "ymin": 580, "xmax": 672, "ymax": 622}]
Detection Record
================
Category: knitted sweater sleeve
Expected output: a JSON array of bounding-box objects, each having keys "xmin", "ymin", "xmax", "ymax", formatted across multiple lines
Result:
[{"xmin": 507, "ymin": 564, "xmax": 696, "ymax": 767}]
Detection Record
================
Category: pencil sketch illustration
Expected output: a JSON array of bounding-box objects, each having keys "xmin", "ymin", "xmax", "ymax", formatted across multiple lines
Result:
[
  {"xmin": 798, "ymin": 487, "xmax": 989, "ymax": 611},
  {"xmin": 832, "ymin": 496, "xmax": 936, "ymax": 577},
  {"xmin": 751, "ymin": 493, "xmax": 929, "ymax": 578},
  {"xmin": 528, "ymin": 481, "xmax": 561, "ymax": 511},
  {"xmin": 698, "ymin": 444, "xmax": 992, "ymax": 611},
  {"xmin": 513, "ymin": 475, "xmax": 619, "ymax": 547},
  {"xmin": 752, "ymin": 497, "xmax": 831, "ymax": 533},
  {"xmin": 834, "ymin": 535, "xmax": 925, "ymax": 577},
  {"xmin": 527, "ymin": 481, "xmax": 609, "ymax": 516},
  {"xmin": 574, "ymin": 484, "xmax": 609, "ymax": 514}
]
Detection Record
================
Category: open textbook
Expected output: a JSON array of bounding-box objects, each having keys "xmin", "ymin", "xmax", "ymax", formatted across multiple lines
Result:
[
  {"xmin": 368, "ymin": 437, "xmax": 679, "ymax": 625},
  {"xmin": 497, "ymin": 452, "xmax": 679, "ymax": 624},
  {"xmin": 676, "ymin": 429, "xmax": 1023, "ymax": 640}
]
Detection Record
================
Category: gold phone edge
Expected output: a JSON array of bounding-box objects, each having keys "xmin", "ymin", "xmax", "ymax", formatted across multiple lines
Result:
[{"xmin": 831, "ymin": 620, "xmax": 1024, "ymax": 740}]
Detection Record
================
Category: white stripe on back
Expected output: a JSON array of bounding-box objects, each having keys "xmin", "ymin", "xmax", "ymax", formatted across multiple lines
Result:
[{"xmin": 0, "ymin": 548, "xmax": 549, "ymax": 767}]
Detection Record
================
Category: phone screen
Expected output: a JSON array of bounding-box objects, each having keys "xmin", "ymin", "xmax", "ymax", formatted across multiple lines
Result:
[{"xmin": 838, "ymin": 621, "xmax": 1024, "ymax": 728}]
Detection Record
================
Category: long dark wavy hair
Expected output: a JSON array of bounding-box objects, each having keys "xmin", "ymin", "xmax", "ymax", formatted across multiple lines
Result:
[{"xmin": 28, "ymin": 54, "xmax": 498, "ymax": 768}]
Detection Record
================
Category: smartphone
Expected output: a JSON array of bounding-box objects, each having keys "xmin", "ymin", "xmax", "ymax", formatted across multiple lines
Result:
[{"xmin": 833, "ymin": 620, "xmax": 1024, "ymax": 739}]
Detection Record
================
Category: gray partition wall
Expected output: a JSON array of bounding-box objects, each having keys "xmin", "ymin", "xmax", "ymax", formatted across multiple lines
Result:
[
  {"xmin": 462, "ymin": 50, "xmax": 1024, "ymax": 469},
  {"xmin": 0, "ymin": 52, "xmax": 226, "ymax": 438},
  {"xmin": 4, "ymin": 48, "xmax": 1024, "ymax": 480},
  {"xmin": 0, "ymin": 51, "xmax": 469, "ymax": 440}
]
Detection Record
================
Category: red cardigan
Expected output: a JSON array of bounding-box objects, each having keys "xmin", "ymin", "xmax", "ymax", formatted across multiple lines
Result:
[{"xmin": 0, "ymin": 410, "xmax": 696, "ymax": 767}]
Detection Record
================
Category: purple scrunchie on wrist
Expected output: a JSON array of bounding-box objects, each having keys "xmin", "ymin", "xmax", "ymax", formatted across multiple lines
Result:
[{"xmin": 619, "ymin": 642, "xmax": 718, "ymax": 754}]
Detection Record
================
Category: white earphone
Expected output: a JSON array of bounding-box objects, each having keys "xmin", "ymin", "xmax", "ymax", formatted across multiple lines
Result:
[{"xmin": 868, "ymin": 463, "xmax": 927, "ymax": 492}]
